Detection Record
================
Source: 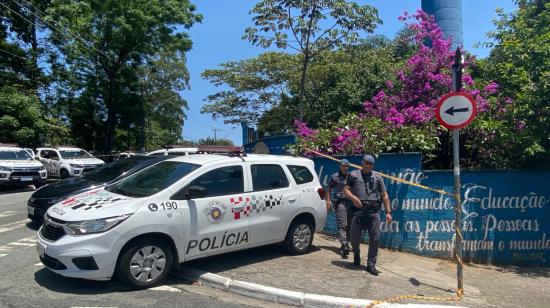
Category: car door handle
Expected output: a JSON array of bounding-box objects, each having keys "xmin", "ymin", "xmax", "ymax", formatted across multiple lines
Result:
[{"xmin": 288, "ymin": 197, "xmax": 297, "ymax": 202}]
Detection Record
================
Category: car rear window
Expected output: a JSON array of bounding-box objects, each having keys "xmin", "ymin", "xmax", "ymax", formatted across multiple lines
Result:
[
  {"xmin": 251, "ymin": 164, "xmax": 289, "ymax": 191},
  {"xmin": 287, "ymin": 165, "xmax": 314, "ymax": 184}
]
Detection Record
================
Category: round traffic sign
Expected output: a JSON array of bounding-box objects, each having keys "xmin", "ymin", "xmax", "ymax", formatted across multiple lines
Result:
[{"xmin": 435, "ymin": 92, "xmax": 477, "ymax": 130}]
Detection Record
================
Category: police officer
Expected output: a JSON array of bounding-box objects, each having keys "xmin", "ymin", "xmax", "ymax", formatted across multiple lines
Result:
[
  {"xmin": 344, "ymin": 154, "xmax": 392, "ymax": 276},
  {"xmin": 326, "ymin": 159, "xmax": 353, "ymax": 258}
]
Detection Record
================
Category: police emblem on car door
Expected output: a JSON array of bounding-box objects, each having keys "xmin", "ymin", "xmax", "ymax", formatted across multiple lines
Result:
[{"xmin": 173, "ymin": 164, "xmax": 252, "ymax": 259}]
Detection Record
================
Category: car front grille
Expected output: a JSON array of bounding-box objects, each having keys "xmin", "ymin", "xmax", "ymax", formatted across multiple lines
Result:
[
  {"xmin": 11, "ymin": 171, "xmax": 39, "ymax": 177},
  {"xmin": 12, "ymin": 167, "xmax": 41, "ymax": 172},
  {"xmin": 40, "ymin": 220, "xmax": 66, "ymax": 242}
]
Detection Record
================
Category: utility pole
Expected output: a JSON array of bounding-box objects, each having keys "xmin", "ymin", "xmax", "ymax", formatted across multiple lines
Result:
[
  {"xmin": 451, "ymin": 47, "xmax": 463, "ymax": 293},
  {"xmin": 139, "ymin": 83, "xmax": 145, "ymax": 153},
  {"xmin": 212, "ymin": 128, "xmax": 222, "ymax": 142}
]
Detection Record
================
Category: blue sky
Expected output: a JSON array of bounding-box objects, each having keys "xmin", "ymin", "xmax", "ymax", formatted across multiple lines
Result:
[{"xmin": 181, "ymin": 0, "xmax": 517, "ymax": 146}]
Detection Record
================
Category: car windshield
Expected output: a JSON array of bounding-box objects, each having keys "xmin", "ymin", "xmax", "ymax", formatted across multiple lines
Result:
[
  {"xmin": 106, "ymin": 161, "xmax": 200, "ymax": 197},
  {"xmin": 59, "ymin": 150, "xmax": 93, "ymax": 159},
  {"xmin": 0, "ymin": 149, "xmax": 33, "ymax": 161},
  {"xmin": 84, "ymin": 158, "xmax": 150, "ymax": 183}
]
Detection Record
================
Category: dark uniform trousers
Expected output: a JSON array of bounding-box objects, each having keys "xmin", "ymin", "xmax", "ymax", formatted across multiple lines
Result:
[
  {"xmin": 334, "ymin": 200, "xmax": 353, "ymax": 245},
  {"xmin": 350, "ymin": 210, "xmax": 381, "ymax": 266}
]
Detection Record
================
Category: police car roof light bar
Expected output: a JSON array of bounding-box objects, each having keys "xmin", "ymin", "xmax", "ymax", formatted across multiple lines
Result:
[{"xmin": 196, "ymin": 145, "xmax": 245, "ymax": 156}]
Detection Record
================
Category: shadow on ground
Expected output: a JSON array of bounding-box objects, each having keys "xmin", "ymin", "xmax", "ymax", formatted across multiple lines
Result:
[
  {"xmin": 185, "ymin": 243, "xmax": 321, "ymax": 274},
  {"xmin": 33, "ymin": 268, "xmax": 189, "ymax": 295}
]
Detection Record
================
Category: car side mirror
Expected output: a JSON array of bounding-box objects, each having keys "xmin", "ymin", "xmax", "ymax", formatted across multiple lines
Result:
[
  {"xmin": 186, "ymin": 186, "xmax": 206, "ymax": 200},
  {"xmin": 51, "ymin": 157, "xmax": 59, "ymax": 161}
]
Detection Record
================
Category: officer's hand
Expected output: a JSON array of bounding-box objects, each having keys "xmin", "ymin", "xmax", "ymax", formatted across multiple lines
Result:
[{"xmin": 386, "ymin": 212, "xmax": 392, "ymax": 224}]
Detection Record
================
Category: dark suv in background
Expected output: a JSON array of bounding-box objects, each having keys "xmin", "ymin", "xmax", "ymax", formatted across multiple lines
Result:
[{"xmin": 27, "ymin": 155, "xmax": 170, "ymax": 223}]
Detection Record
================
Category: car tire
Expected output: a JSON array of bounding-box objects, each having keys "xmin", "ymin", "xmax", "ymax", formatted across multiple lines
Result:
[
  {"xmin": 60, "ymin": 169, "xmax": 69, "ymax": 179},
  {"xmin": 283, "ymin": 218, "xmax": 314, "ymax": 255},
  {"xmin": 116, "ymin": 238, "xmax": 174, "ymax": 289}
]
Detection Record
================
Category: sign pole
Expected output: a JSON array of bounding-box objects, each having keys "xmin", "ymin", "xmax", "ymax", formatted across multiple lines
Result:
[{"xmin": 451, "ymin": 48, "xmax": 464, "ymax": 292}]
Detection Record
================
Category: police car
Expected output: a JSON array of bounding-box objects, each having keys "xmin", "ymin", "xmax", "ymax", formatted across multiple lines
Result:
[
  {"xmin": 37, "ymin": 147, "xmax": 326, "ymax": 288},
  {"xmin": 0, "ymin": 144, "xmax": 47, "ymax": 187},
  {"xmin": 36, "ymin": 147, "xmax": 105, "ymax": 178}
]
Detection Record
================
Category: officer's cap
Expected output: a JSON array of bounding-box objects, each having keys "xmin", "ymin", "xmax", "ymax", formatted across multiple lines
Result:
[
  {"xmin": 362, "ymin": 154, "xmax": 375, "ymax": 164},
  {"xmin": 340, "ymin": 159, "xmax": 350, "ymax": 166}
]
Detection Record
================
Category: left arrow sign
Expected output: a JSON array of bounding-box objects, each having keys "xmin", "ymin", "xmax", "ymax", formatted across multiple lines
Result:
[{"xmin": 445, "ymin": 106, "xmax": 469, "ymax": 116}]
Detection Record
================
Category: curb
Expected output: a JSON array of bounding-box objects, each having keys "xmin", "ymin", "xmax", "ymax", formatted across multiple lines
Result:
[{"xmin": 175, "ymin": 266, "xmax": 467, "ymax": 308}]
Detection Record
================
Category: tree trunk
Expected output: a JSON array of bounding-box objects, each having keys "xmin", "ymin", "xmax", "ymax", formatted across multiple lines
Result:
[
  {"xmin": 29, "ymin": 5, "xmax": 40, "ymax": 92},
  {"xmin": 104, "ymin": 79, "xmax": 117, "ymax": 154},
  {"xmin": 298, "ymin": 52, "xmax": 309, "ymax": 120}
]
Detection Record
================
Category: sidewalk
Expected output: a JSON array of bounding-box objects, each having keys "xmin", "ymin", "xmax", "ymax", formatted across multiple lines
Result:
[{"xmin": 177, "ymin": 233, "xmax": 550, "ymax": 307}]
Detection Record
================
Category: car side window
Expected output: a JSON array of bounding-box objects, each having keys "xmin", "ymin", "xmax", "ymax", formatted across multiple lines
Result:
[
  {"xmin": 287, "ymin": 165, "xmax": 314, "ymax": 185},
  {"xmin": 174, "ymin": 165, "xmax": 244, "ymax": 200},
  {"xmin": 41, "ymin": 150, "xmax": 50, "ymax": 159},
  {"xmin": 251, "ymin": 164, "xmax": 289, "ymax": 191},
  {"xmin": 51, "ymin": 151, "xmax": 59, "ymax": 159}
]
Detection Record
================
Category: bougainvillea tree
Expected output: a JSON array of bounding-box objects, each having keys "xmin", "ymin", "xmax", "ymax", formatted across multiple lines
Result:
[{"xmin": 293, "ymin": 10, "xmax": 513, "ymax": 168}]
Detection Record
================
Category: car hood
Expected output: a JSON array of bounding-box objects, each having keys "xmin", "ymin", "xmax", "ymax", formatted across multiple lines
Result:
[
  {"xmin": 0, "ymin": 160, "xmax": 43, "ymax": 168},
  {"xmin": 32, "ymin": 177, "xmax": 98, "ymax": 199},
  {"xmin": 47, "ymin": 188, "xmax": 143, "ymax": 221},
  {"xmin": 66, "ymin": 158, "xmax": 104, "ymax": 165}
]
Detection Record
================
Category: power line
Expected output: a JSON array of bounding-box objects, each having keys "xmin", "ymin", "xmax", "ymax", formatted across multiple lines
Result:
[
  {"xmin": 8, "ymin": 0, "xmax": 113, "ymax": 62},
  {"xmin": 0, "ymin": 48, "xmax": 27, "ymax": 61},
  {"xmin": 0, "ymin": 2, "xmax": 67, "ymax": 52}
]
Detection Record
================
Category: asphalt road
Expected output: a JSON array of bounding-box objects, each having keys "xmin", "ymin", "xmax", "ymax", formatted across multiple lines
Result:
[{"xmin": 0, "ymin": 187, "xmax": 280, "ymax": 308}]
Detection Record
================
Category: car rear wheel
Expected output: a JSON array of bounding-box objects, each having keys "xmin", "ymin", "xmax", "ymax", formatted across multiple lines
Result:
[
  {"xmin": 283, "ymin": 218, "xmax": 314, "ymax": 255},
  {"xmin": 116, "ymin": 238, "xmax": 174, "ymax": 289}
]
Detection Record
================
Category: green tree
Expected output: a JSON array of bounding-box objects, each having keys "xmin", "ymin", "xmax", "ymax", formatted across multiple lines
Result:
[
  {"xmin": 0, "ymin": 85, "xmax": 46, "ymax": 146},
  {"xmin": 201, "ymin": 52, "xmax": 297, "ymax": 125},
  {"xmin": 197, "ymin": 137, "xmax": 234, "ymax": 146},
  {"xmin": 244, "ymin": 0, "xmax": 380, "ymax": 119},
  {"xmin": 481, "ymin": 0, "xmax": 549, "ymax": 167},
  {"xmin": 45, "ymin": 0, "xmax": 201, "ymax": 153},
  {"xmin": 202, "ymin": 37, "xmax": 404, "ymax": 136}
]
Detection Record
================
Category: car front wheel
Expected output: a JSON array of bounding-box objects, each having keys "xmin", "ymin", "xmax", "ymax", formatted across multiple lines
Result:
[
  {"xmin": 116, "ymin": 238, "xmax": 174, "ymax": 289},
  {"xmin": 284, "ymin": 218, "xmax": 314, "ymax": 255}
]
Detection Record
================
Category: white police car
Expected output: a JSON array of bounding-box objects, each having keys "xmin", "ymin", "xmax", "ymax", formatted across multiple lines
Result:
[
  {"xmin": 37, "ymin": 148, "xmax": 326, "ymax": 288},
  {"xmin": 36, "ymin": 147, "xmax": 105, "ymax": 178},
  {"xmin": 0, "ymin": 144, "xmax": 47, "ymax": 187}
]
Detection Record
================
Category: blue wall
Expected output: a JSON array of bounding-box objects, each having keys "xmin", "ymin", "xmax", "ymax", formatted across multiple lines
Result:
[
  {"xmin": 244, "ymin": 135, "xmax": 296, "ymax": 155},
  {"xmin": 315, "ymin": 155, "xmax": 550, "ymax": 266}
]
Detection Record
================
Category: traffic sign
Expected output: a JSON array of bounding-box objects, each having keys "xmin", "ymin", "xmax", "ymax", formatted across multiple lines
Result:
[{"xmin": 435, "ymin": 92, "xmax": 477, "ymax": 130}]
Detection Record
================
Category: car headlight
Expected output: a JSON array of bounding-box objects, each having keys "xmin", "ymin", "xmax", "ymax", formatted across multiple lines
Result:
[
  {"xmin": 0, "ymin": 166, "xmax": 11, "ymax": 171},
  {"xmin": 64, "ymin": 214, "xmax": 131, "ymax": 235},
  {"xmin": 70, "ymin": 164, "xmax": 84, "ymax": 168}
]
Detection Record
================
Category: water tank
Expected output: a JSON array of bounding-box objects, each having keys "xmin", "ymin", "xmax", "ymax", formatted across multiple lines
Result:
[{"xmin": 421, "ymin": 0, "xmax": 463, "ymax": 50}]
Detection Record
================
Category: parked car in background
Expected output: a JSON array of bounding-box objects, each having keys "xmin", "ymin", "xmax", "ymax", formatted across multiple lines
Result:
[
  {"xmin": 36, "ymin": 147, "xmax": 105, "ymax": 178},
  {"xmin": 0, "ymin": 144, "xmax": 47, "ymax": 188},
  {"xmin": 37, "ymin": 148, "xmax": 326, "ymax": 288},
  {"xmin": 115, "ymin": 152, "xmax": 138, "ymax": 160},
  {"xmin": 27, "ymin": 155, "xmax": 171, "ymax": 223},
  {"xmin": 146, "ymin": 146, "xmax": 198, "ymax": 156}
]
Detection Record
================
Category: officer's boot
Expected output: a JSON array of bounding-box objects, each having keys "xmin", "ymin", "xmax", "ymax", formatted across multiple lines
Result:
[
  {"xmin": 340, "ymin": 243, "xmax": 349, "ymax": 259},
  {"xmin": 353, "ymin": 252, "xmax": 360, "ymax": 266}
]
